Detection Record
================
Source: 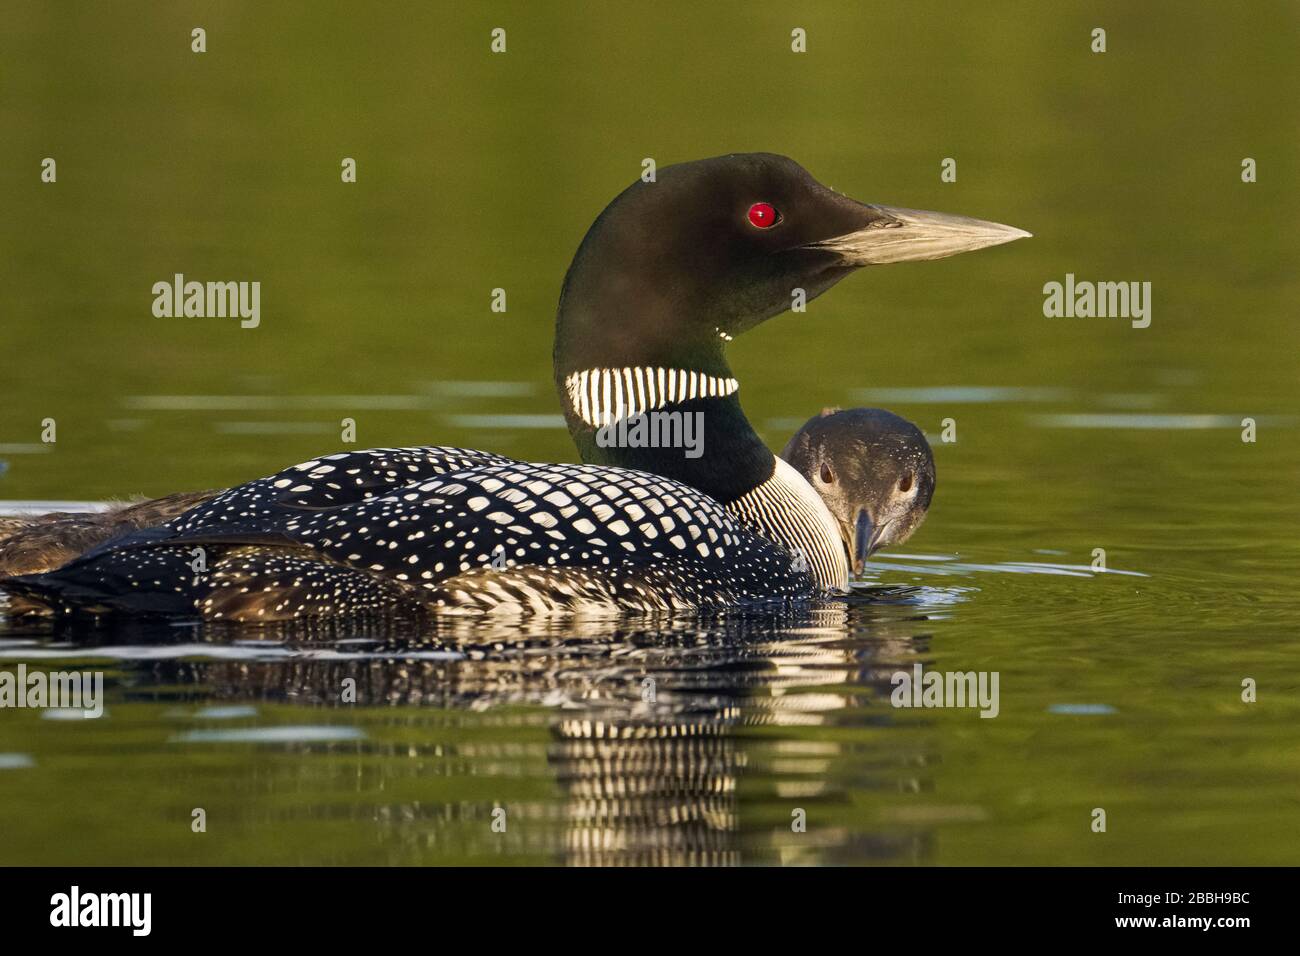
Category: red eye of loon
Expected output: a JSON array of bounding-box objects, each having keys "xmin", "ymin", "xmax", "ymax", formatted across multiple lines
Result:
[{"xmin": 747, "ymin": 202, "xmax": 780, "ymax": 228}]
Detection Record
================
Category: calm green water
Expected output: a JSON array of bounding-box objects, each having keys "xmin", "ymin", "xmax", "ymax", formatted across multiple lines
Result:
[{"xmin": 1, "ymin": 2, "xmax": 1297, "ymax": 865}]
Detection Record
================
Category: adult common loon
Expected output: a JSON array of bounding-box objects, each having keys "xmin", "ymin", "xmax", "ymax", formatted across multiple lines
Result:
[{"xmin": 1, "ymin": 153, "xmax": 1026, "ymax": 619}]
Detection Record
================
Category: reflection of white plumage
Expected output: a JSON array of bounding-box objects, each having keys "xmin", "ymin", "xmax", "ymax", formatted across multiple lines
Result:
[{"xmin": 152, "ymin": 602, "xmax": 938, "ymax": 865}]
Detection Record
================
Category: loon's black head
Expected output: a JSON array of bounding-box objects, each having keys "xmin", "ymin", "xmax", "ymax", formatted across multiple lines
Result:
[
  {"xmin": 781, "ymin": 407, "xmax": 936, "ymax": 576},
  {"xmin": 554, "ymin": 153, "xmax": 1026, "ymax": 503},
  {"xmin": 555, "ymin": 152, "xmax": 1030, "ymax": 367}
]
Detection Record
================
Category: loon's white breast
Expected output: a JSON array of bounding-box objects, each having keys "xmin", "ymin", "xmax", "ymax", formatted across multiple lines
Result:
[{"xmin": 725, "ymin": 456, "xmax": 848, "ymax": 592}]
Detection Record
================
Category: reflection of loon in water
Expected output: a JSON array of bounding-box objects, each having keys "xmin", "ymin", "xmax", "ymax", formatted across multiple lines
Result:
[{"xmin": 100, "ymin": 594, "xmax": 952, "ymax": 865}]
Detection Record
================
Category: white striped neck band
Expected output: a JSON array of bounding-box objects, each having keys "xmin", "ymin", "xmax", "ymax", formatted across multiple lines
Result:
[{"xmin": 563, "ymin": 366, "xmax": 740, "ymax": 429}]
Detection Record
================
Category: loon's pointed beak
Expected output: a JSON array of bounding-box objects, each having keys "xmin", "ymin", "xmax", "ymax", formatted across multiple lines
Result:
[
  {"xmin": 849, "ymin": 509, "xmax": 890, "ymax": 576},
  {"xmin": 807, "ymin": 205, "xmax": 1031, "ymax": 265}
]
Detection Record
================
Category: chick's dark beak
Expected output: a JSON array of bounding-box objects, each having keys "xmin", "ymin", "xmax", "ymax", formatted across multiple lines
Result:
[{"xmin": 850, "ymin": 509, "xmax": 889, "ymax": 576}]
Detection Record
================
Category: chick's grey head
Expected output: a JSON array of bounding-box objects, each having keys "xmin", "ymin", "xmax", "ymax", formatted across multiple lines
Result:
[{"xmin": 781, "ymin": 407, "xmax": 935, "ymax": 576}]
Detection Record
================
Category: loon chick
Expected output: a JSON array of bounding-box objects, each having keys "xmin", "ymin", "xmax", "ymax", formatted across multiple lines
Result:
[
  {"xmin": 0, "ymin": 491, "xmax": 216, "ymax": 578},
  {"xmin": 781, "ymin": 408, "xmax": 936, "ymax": 575},
  {"xmin": 2, "ymin": 153, "xmax": 1027, "ymax": 620}
]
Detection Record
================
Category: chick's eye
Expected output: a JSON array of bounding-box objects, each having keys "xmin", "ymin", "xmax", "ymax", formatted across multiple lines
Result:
[
  {"xmin": 819, "ymin": 463, "xmax": 835, "ymax": 484},
  {"xmin": 898, "ymin": 474, "xmax": 914, "ymax": 493},
  {"xmin": 747, "ymin": 202, "xmax": 780, "ymax": 228}
]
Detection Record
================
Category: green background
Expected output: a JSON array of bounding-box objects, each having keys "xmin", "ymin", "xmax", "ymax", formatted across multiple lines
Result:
[{"xmin": 0, "ymin": 1, "xmax": 1297, "ymax": 865}]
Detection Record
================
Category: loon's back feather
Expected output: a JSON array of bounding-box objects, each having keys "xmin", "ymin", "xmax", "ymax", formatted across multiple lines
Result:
[{"xmin": 5, "ymin": 446, "xmax": 818, "ymax": 620}]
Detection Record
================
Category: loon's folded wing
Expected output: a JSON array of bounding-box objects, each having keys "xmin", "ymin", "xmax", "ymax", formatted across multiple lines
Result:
[
  {"xmin": 4, "ymin": 460, "xmax": 813, "ymax": 619},
  {"xmin": 172, "ymin": 446, "xmax": 521, "ymax": 523},
  {"xmin": 0, "ymin": 447, "xmax": 517, "ymax": 582}
]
